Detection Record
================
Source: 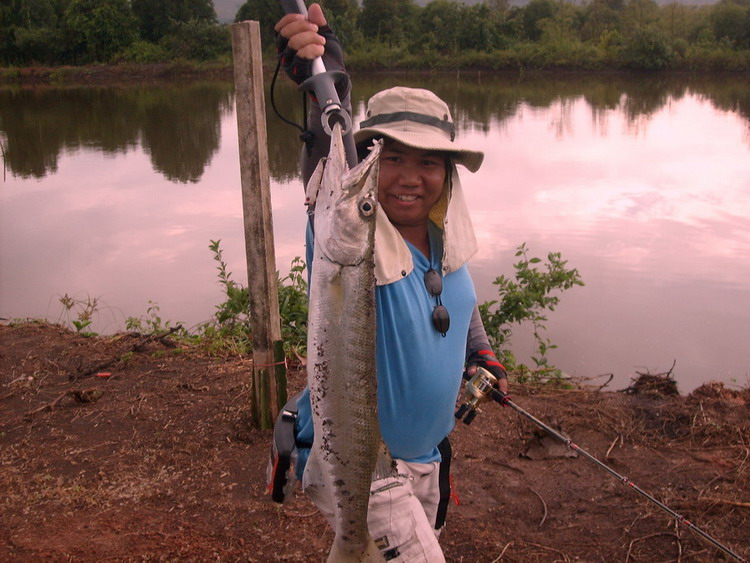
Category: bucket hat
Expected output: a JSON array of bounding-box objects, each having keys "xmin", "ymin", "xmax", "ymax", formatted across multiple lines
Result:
[{"xmin": 354, "ymin": 87, "xmax": 484, "ymax": 173}]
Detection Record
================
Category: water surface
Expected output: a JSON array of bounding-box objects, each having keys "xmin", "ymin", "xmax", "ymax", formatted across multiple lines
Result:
[{"xmin": 2, "ymin": 73, "xmax": 749, "ymax": 393}]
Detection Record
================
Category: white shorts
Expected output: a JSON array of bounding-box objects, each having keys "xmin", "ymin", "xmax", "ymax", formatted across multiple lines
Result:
[{"xmin": 304, "ymin": 458, "xmax": 447, "ymax": 562}]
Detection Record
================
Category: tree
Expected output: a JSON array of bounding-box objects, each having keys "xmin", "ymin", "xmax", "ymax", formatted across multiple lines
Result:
[
  {"xmin": 160, "ymin": 19, "xmax": 230, "ymax": 61},
  {"xmin": 711, "ymin": 1, "xmax": 750, "ymax": 48},
  {"xmin": 620, "ymin": 26, "xmax": 672, "ymax": 69},
  {"xmin": 320, "ymin": 0, "xmax": 360, "ymax": 48},
  {"xmin": 459, "ymin": 3, "xmax": 499, "ymax": 52},
  {"xmin": 418, "ymin": 0, "xmax": 464, "ymax": 53},
  {"xmin": 520, "ymin": 0, "xmax": 557, "ymax": 41},
  {"xmin": 580, "ymin": 0, "xmax": 623, "ymax": 43},
  {"xmin": 235, "ymin": 0, "xmax": 284, "ymax": 50},
  {"xmin": 63, "ymin": 0, "xmax": 137, "ymax": 62},
  {"xmin": 359, "ymin": 0, "xmax": 419, "ymax": 46},
  {"xmin": 131, "ymin": 0, "xmax": 216, "ymax": 43},
  {"xmin": 1, "ymin": 0, "xmax": 68, "ymax": 65},
  {"xmin": 622, "ymin": 0, "xmax": 659, "ymax": 33}
]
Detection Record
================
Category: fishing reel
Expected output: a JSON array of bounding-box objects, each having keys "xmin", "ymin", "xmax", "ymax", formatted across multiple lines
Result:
[{"xmin": 455, "ymin": 366, "xmax": 499, "ymax": 425}]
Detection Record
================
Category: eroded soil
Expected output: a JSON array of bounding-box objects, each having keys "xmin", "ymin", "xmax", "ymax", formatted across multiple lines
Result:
[{"xmin": 1, "ymin": 322, "xmax": 748, "ymax": 562}]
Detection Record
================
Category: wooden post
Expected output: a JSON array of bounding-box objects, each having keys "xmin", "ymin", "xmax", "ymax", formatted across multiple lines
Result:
[{"xmin": 231, "ymin": 21, "xmax": 285, "ymax": 430}]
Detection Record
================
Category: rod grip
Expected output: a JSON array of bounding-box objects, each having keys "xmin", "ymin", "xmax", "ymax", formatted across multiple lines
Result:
[{"xmin": 280, "ymin": 0, "xmax": 308, "ymax": 16}]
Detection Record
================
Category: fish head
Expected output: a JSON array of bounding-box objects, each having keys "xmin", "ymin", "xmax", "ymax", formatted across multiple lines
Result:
[{"xmin": 315, "ymin": 128, "xmax": 382, "ymax": 267}]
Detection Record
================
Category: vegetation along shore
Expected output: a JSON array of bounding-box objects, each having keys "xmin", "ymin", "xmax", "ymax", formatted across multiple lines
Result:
[{"xmin": 1, "ymin": 0, "xmax": 750, "ymax": 82}]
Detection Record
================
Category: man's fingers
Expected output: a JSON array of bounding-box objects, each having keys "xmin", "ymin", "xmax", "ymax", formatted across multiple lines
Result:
[
  {"xmin": 274, "ymin": 13, "xmax": 304, "ymax": 33},
  {"xmin": 307, "ymin": 3, "xmax": 328, "ymax": 26},
  {"xmin": 295, "ymin": 44, "xmax": 326, "ymax": 59},
  {"xmin": 288, "ymin": 31, "xmax": 326, "ymax": 58}
]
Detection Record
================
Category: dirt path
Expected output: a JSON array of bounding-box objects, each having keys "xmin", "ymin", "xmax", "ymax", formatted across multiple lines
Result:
[{"xmin": 1, "ymin": 322, "xmax": 748, "ymax": 562}]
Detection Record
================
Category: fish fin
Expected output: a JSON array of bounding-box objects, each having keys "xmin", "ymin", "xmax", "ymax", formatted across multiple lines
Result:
[
  {"xmin": 327, "ymin": 536, "xmax": 385, "ymax": 563},
  {"xmin": 372, "ymin": 440, "xmax": 397, "ymax": 481}
]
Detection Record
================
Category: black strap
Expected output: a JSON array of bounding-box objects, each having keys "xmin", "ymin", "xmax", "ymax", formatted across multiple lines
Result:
[
  {"xmin": 360, "ymin": 111, "xmax": 455, "ymax": 141},
  {"xmin": 435, "ymin": 436, "xmax": 452, "ymax": 529},
  {"xmin": 269, "ymin": 58, "xmax": 316, "ymax": 157},
  {"xmin": 270, "ymin": 394, "xmax": 302, "ymax": 503}
]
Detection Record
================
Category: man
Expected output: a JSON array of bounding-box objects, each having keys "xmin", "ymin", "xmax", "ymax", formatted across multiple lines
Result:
[{"xmin": 275, "ymin": 5, "xmax": 508, "ymax": 561}]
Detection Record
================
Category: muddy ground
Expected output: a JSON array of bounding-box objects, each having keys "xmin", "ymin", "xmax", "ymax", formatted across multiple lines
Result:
[{"xmin": 1, "ymin": 321, "xmax": 748, "ymax": 562}]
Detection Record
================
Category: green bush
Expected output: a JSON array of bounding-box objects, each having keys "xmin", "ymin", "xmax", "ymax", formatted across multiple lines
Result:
[
  {"xmin": 479, "ymin": 243, "xmax": 584, "ymax": 382},
  {"xmin": 620, "ymin": 27, "xmax": 673, "ymax": 70},
  {"xmin": 159, "ymin": 20, "xmax": 230, "ymax": 62},
  {"xmin": 115, "ymin": 40, "xmax": 168, "ymax": 64},
  {"xmin": 1, "ymin": 67, "xmax": 20, "ymax": 80}
]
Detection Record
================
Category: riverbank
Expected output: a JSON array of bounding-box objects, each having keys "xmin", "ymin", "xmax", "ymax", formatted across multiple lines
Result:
[
  {"xmin": 0, "ymin": 62, "xmax": 235, "ymax": 86},
  {"xmin": 1, "ymin": 321, "xmax": 748, "ymax": 561},
  {"xmin": 2, "ymin": 58, "xmax": 749, "ymax": 88}
]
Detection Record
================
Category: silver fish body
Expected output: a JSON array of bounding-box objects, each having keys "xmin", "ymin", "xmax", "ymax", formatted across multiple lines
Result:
[{"xmin": 304, "ymin": 124, "xmax": 392, "ymax": 562}]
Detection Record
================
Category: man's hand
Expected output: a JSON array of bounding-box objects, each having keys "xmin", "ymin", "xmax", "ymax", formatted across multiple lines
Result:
[
  {"xmin": 274, "ymin": 3, "xmax": 327, "ymax": 60},
  {"xmin": 467, "ymin": 350, "xmax": 508, "ymax": 394}
]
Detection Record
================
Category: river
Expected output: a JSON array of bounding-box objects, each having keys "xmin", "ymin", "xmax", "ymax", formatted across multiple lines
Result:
[{"xmin": 1, "ymin": 71, "xmax": 749, "ymax": 393}]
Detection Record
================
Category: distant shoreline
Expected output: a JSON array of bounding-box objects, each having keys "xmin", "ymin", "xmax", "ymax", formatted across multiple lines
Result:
[
  {"xmin": 1, "ymin": 61, "xmax": 748, "ymax": 86},
  {"xmin": 0, "ymin": 63, "xmax": 235, "ymax": 86}
]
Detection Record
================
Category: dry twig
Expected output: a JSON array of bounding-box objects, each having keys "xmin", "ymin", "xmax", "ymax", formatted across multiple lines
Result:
[
  {"xmin": 529, "ymin": 487, "xmax": 549, "ymax": 527},
  {"xmin": 70, "ymin": 325, "xmax": 182, "ymax": 382},
  {"xmin": 491, "ymin": 542, "xmax": 513, "ymax": 562},
  {"xmin": 625, "ymin": 532, "xmax": 681, "ymax": 562},
  {"xmin": 702, "ymin": 497, "xmax": 750, "ymax": 508},
  {"xmin": 25, "ymin": 388, "xmax": 104, "ymax": 417},
  {"xmin": 606, "ymin": 434, "xmax": 622, "ymax": 458},
  {"xmin": 524, "ymin": 541, "xmax": 571, "ymax": 562}
]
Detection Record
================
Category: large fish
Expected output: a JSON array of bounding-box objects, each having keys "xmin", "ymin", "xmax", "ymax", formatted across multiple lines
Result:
[{"xmin": 304, "ymin": 123, "xmax": 393, "ymax": 562}]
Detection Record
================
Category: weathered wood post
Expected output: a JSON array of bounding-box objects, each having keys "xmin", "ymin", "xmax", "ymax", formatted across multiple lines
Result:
[{"xmin": 230, "ymin": 21, "xmax": 286, "ymax": 430}]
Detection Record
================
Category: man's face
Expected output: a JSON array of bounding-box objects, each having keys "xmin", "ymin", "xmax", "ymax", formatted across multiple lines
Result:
[{"xmin": 377, "ymin": 141, "xmax": 447, "ymax": 230}]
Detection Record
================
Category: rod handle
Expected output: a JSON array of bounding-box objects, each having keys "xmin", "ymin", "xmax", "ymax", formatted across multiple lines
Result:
[{"xmin": 278, "ymin": 0, "xmax": 352, "ymax": 135}]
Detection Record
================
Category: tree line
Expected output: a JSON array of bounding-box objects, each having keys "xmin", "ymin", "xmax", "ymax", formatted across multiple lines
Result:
[
  {"xmin": 0, "ymin": 0, "xmax": 227, "ymax": 65},
  {"xmin": 2, "ymin": 0, "xmax": 750, "ymax": 71}
]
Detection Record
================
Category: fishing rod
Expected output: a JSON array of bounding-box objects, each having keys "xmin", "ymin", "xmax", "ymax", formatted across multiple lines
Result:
[
  {"xmin": 456, "ymin": 367, "xmax": 748, "ymax": 562},
  {"xmin": 279, "ymin": 0, "xmax": 353, "ymax": 136}
]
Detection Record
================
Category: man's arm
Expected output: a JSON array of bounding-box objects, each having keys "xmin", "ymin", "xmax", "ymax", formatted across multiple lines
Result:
[{"xmin": 466, "ymin": 306, "xmax": 508, "ymax": 394}]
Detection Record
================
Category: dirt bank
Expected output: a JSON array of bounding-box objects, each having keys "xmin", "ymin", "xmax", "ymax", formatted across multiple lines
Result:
[
  {"xmin": 0, "ymin": 63, "xmax": 234, "ymax": 86},
  {"xmin": 1, "ymin": 321, "xmax": 748, "ymax": 561}
]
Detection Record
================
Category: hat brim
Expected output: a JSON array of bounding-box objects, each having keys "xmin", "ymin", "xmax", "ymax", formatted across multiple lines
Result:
[{"xmin": 354, "ymin": 127, "xmax": 484, "ymax": 173}]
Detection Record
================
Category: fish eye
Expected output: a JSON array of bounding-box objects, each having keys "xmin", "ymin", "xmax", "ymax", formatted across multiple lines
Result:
[{"xmin": 359, "ymin": 198, "xmax": 376, "ymax": 217}]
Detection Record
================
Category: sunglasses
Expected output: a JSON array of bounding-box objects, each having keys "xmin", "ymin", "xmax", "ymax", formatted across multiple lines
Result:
[{"xmin": 424, "ymin": 268, "xmax": 450, "ymax": 336}]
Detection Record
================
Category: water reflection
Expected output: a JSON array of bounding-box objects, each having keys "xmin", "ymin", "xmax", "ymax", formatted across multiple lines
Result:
[
  {"xmin": 0, "ymin": 83, "xmax": 232, "ymax": 182},
  {"xmin": 1, "ymin": 73, "xmax": 749, "ymax": 393},
  {"xmin": 2, "ymin": 74, "xmax": 749, "ymax": 184}
]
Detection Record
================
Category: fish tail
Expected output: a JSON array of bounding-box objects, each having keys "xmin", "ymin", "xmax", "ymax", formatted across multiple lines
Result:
[{"xmin": 327, "ymin": 536, "xmax": 385, "ymax": 563}]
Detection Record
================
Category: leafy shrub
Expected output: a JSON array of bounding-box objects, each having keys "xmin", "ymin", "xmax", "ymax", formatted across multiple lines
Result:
[
  {"xmin": 159, "ymin": 20, "xmax": 230, "ymax": 62},
  {"xmin": 620, "ymin": 27, "xmax": 673, "ymax": 70},
  {"xmin": 479, "ymin": 243, "xmax": 584, "ymax": 382},
  {"xmin": 115, "ymin": 40, "xmax": 168, "ymax": 64}
]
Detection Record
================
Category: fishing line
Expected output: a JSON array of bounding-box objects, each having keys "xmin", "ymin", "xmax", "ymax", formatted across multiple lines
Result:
[
  {"xmin": 457, "ymin": 368, "xmax": 748, "ymax": 562},
  {"xmin": 269, "ymin": 58, "xmax": 315, "ymax": 156}
]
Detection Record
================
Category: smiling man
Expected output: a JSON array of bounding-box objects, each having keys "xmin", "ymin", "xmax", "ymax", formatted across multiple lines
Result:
[{"xmin": 274, "ymin": 4, "xmax": 509, "ymax": 561}]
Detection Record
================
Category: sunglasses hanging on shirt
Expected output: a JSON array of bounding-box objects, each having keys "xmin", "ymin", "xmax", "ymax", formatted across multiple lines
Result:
[{"xmin": 424, "ymin": 268, "xmax": 450, "ymax": 336}]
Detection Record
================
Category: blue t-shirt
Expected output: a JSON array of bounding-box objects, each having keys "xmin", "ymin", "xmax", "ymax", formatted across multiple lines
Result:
[{"xmin": 295, "ymin": 221, "xmax": 476, "ymax": 475}]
